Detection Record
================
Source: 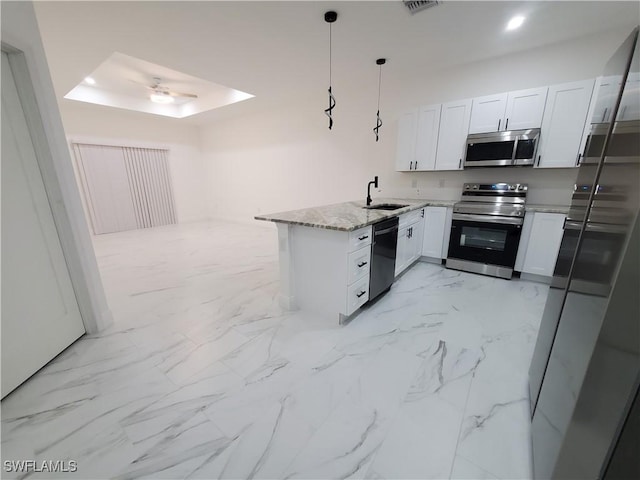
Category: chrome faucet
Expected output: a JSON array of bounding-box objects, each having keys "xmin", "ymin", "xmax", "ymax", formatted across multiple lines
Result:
[{"xmin": 366, "ymin": 176, "xmax": 378, "ymax": 206}]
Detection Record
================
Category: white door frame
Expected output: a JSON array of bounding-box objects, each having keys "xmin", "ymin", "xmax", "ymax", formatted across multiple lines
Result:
[{"xmin": 2, "ymin": 2, "xmax": 112, "ymax": 334}]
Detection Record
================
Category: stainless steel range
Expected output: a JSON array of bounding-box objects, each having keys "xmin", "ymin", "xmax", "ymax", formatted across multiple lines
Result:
[{"xmin": 446, "ymin": 182, "xmax": 528, "ymax": 279}]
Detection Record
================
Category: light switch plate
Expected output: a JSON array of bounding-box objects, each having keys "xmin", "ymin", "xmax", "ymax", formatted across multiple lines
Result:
[{"xmin": 411, "ymin": 178, "xmax": 418, "ymax": 188}]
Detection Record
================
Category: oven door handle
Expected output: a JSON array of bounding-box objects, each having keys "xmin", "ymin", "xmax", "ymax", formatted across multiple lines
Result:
[{"xmin": 452, "ymin": 213, "xmax": 523, "ymax": 225}]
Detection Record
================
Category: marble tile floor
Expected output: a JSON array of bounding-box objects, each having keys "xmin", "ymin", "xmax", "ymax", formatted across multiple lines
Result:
[{"xmin": 1, "ymin": 220, "xmax": 548, "ymax": 479}]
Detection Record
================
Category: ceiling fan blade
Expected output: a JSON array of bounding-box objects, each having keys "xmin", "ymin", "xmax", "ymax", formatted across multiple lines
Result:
[{"xmin": 167, "ymin": 91, "xmax": 198, "ymax": 99}]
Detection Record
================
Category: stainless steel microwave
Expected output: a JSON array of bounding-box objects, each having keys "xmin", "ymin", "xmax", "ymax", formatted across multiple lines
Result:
[{"xmin": 464, "ymin": 128, "xmax": 540, "ymax": 168}]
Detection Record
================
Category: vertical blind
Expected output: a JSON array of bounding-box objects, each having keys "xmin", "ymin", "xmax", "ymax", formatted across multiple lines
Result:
[{"xmin": 72, "ymin": 143, "xmax": 176, "ymax": 234}]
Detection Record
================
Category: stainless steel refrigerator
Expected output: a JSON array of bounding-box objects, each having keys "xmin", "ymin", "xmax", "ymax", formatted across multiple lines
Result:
[{"xmin": 529, "ymin": 27, "xmax": 640, "ymax": 479}]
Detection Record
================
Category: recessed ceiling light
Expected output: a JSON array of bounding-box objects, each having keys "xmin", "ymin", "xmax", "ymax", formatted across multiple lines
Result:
[
  {"xmin": 506, "ymin": 15, "xmax": 525, "ymax": 31},
  {"xmin": 150, "ymin": 92, "xmax": 175, "ymax": 104},
  {"xmin": 84, "ymin": 76, "xmax": 96, "ymax": 85}
]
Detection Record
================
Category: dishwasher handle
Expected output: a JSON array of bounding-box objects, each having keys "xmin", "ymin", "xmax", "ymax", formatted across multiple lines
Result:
[{"xmin": 374, "ymin": 226, "xmax": 398, "ymax": 236}]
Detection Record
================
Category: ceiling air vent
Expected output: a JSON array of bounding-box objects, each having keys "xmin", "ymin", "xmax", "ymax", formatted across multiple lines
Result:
[{"xmin": 403, "ymin": 0, "xmax": 441, "ymax": 15}]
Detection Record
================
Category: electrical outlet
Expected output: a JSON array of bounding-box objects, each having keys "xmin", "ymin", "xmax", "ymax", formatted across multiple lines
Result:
[
  {"xmin": 439, "ymin": 179, "xmax": 445, "ymax": 188},
  {"xmin": 411, "ymin": 178, "xmax": 418, "ymax": 188}
]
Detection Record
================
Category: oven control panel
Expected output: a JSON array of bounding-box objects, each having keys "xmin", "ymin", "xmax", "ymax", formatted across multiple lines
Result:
[{"xmin": 463, "ymin": 183, "xmax": 528, "ymax": 193}]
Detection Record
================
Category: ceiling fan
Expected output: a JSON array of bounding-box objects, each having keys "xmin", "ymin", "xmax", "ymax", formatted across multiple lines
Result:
[{"xmin": 144, "ymin": 77, "xmax": 198, "ymax": 104}]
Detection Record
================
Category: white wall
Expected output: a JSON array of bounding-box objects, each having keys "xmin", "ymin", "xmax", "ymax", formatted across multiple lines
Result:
[
  {"xmin": 60, "ymin": 102, "xmax": 208, "ymax": 224},
  {"xmin": 1, "ymin": 2, "xmax": 112, "ymax": 333},
  {"xmin": 200, "ymin": 28, "xmax": 630, "ymax": 222}
]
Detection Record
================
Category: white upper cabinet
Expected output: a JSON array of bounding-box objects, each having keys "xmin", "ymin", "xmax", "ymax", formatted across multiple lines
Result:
[
  {"xmin": 584, "ymin": 71, "xmax": 640, "ymax": 123},
  {"xmin": 395, "ymin": 108, "xmax": 418, "ymax": 172},
  {"xmin": 589, "ymin": 75, "xmax": 620, "ymax": 124},
  {"xmin": 468, "ymin": 93, "xmax": 508, "ymax": 134},
  {"xmin": 435, "ymin": 99, "xmax": 472, "ymax": 170},
  {"xmin": 617, "ymin": 71, "xmax": 640, "ymax": 121},
  {"xmin": 414, "ymin": 104, "xmax": 442, "ymax": 171},
  {"xmin": 469, "ymin": 87, "xmax": 548, "ymax": 134},
  {"xmin": 395, "ymin": 105, "xmax": 441, "ymax": 172},
  {"xmin": 504, "ymin": 87, "xmax": 548, "ymax": 131},
  {"xmin": 536, "ymin": 79, "xmax": 595, "ymax": 168}
]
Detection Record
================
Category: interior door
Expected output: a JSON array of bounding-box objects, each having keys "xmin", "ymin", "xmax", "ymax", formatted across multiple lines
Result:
[{"xmin": 1, "ymin": 51, "xmax": 85, "ymax": 398}]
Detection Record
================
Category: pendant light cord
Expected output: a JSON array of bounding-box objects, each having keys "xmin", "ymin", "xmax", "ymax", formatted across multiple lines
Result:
[
  {"xmin": 329, "ymin": 23, "xmax": 332, "ymax": 86},
  {"xmin": 376, "ymin": 64, "xmax": 382, "ymax": 112}
]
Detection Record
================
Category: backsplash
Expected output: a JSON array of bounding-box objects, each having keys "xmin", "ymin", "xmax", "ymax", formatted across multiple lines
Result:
[{"xmin": 383, "ymin": 166, "xmax": 578, "ymax": 206}]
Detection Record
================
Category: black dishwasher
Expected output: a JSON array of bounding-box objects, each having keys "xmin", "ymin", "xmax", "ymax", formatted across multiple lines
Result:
[{"xmin": 369, "ymin": 216, "xmax": 399, "ymax": 301}]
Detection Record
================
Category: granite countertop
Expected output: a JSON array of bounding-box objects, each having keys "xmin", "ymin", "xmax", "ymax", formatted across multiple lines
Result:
[
  {"xmin": 525, "ymin": 204, "xmax": 571, "ymax": 215},
  {"xmin": 255, "ymin": 198, "xmax": 454, "ymax": 231}
]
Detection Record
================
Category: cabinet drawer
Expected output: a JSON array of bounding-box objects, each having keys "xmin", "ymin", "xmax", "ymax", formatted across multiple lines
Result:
[
  {"xmin": 348, "ymin": 245, "xmax": 371, "ymax": 284},
  {"xmin": 399, "ymin": 209, "xmax": 423, "ymax": 228},
  {"xmin": 346, "ymin": 276, "xmax": 369, "ymax": 316},
  {"xmin": 349, "ymin": 226, "xmax": 372, "ymax": 252}
]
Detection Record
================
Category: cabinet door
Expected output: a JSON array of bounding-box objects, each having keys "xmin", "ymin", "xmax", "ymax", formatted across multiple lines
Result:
[
  {"xmin": 421, "ymin": 206, "xmax": 447, "ymax": 258},
  {"xmin": 412, "ymin": 217, "xmax": 424, "ymax": 261},
  {"xmin": 395, "ymin": 225, "xmax": 410, "ymax": 277},
  {"xmin": 617, "ymin": 71, "xmax": 640, "ymax": 121},
  {"xmin": 435, "ymin": 99, "xmax": 472, "ymax": 171},
  {"xmin": 469, "ymin": 93, "xmax": 507, "ymax": 134},
  {"xmin": 589, "ymin": 75, "xmax": 619, "ymax": 124},
  {"xmin": 395, "ymin": 109, "xmax": 418, "ymax": 171},
  {"xmin": 522, "ymin": 213, "xmax": 565, "ymax": 277},
  {"xmin": 414, "ymin": 104, "xmax": 441, "ymax": 171},
  {"xmin": 536, "ymin": 79, "xmax": 595, "ymax": 169},
  {"xmin": 504, "ymin": 86, "xmax": 548, "ymax": 131}
]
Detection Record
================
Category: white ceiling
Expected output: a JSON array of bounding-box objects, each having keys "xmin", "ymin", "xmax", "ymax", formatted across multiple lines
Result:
[
  {"xmin": 34, "ymin": 1, "xmax": 640, "ymax": 125},
  {"xmin": 64, "ymin": 52, "xmax": 254, "ymax": 118}
]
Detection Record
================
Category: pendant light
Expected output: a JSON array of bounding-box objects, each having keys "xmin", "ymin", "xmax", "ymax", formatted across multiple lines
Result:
[
  {"xmin": 373, "ymin": 58, "xmax": 386, "ymax": 142},
  {"xmin": 324, "ymin": 11, "xmax": 337, "ymax": 130}
]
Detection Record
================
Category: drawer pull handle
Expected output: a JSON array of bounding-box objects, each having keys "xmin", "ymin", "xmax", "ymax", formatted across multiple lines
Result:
[
  {"xmin": 356, "ymin": 290, "xmax": 367, "ymax": 298},
  {"xmin": 357, "ymin": 261, "xmax": 368, "ymax": 268},
  {"xmin": 358, "ymin": 235, "xmax": 369, "ymax": 241}
]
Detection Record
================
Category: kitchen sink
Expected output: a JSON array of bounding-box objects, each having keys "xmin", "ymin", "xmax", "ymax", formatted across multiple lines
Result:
[{"xmin": 363, "ymin": 203, "xmax": 409, "ymax": 211}]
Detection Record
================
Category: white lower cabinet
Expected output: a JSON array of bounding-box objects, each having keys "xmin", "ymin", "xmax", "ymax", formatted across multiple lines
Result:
[
  {"xmin": 396, "ymin": 210, "xmax": 425, "ymax": 276},
  {"xmin": 516, "ymin": 212, "xmax": 566, "ymax": 278},
  {"xmin": 395, "ymin": 224, "xmax": 410, "ymax": 277},
  {"xmin": 346, "ymin": 275, "xmax": 370, "ymax": 316},
  {"xmin": 290, "ymin": 224, "xmax": 372, "ymax": 322},
  {"xmin": 421, "ymin": 206, "xmax": 449, "ymax": 259}
]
